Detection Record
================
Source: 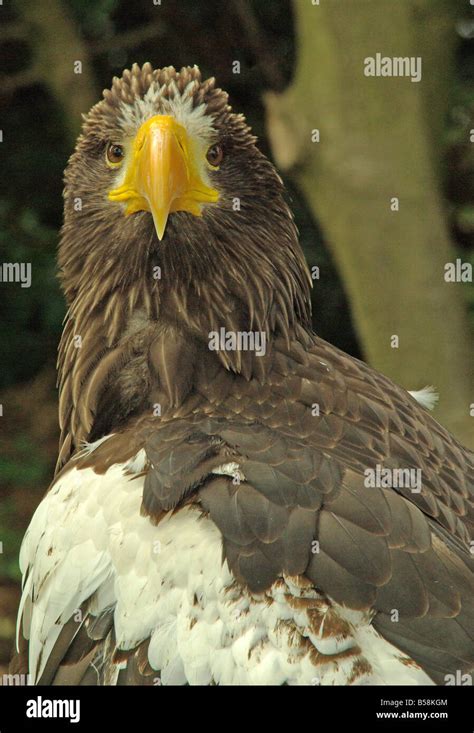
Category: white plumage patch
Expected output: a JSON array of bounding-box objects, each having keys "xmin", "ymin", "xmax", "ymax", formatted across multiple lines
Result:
[
  {"xmin": 118, "ymin": 74, "xmax": 215, "ymax": 144},
  {"xmin": 18, "ymin": 440, "xmax": 433, "ymax": 686},
  {"xmin": 408, "ymin": 385, "xmax": 439, "ymax": 411}
]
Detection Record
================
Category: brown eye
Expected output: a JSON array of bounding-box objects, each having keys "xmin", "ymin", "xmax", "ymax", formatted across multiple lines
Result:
[
  {"xmin": 106, "ymin": 143, "xmax": 124, "ymax": 166},
  {"xmin": 206, "ymin": 144, "xmax": 223, "ymax": 167}
]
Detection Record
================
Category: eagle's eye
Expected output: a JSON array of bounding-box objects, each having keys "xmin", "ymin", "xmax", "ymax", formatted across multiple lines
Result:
[
  {"xmin": 106, "ymin": 143, "xmax": 124, "ymax": 167},
  {"xmin": 206, "ymin": 144, "xmax": 224, "ymax": 168}
]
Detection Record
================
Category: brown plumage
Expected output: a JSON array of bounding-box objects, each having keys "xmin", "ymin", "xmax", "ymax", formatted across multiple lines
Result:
[{"xmin": 12, "ymin": 64, "xmax": 474, "ymax": 686}]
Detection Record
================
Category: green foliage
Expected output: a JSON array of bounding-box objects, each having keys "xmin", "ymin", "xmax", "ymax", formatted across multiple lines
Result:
[
  {"xmin": 0, "ymin": 84, "xmax": 67, "ymax": 388},
  {"xmin": 0, "ymin": 437, "xmax": 52, "ymax": 581},
  {"xmin": 67, "ymin": 0, "xmax": 119, "ymax": 37},
  {"xmin": 0, "ymin": 435, "xmax": 51, "ymax": 486},
  {"xmin": 0, "ymin": 201, "xmax": 64, "ymax": 388},
  {"xmin": 0, "ymin": 501, "xmax": 22, "ymax": 581}
]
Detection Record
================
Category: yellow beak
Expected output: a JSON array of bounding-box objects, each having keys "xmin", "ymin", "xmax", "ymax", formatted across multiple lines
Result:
[{"xmin": 108, "ymin": 115, "xmax": 219, "ymax": 240}]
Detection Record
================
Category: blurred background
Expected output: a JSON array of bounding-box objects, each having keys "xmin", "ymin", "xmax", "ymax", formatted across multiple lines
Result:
[{"xmin": 0, "ymin": 0, "xmax": 473, "ymax": 673}]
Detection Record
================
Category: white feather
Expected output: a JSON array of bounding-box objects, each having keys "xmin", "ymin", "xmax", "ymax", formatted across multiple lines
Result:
[
  {"xmin": 18, "ymin": 443, "xmax": 435, "ymax": 685},
  {"xmin": 118, "ymin": 75, "xmax": 215, "ymax": 145},
  {"xmin": 408, "ymin": 385, "xmax": 439, "ymax": 410}
]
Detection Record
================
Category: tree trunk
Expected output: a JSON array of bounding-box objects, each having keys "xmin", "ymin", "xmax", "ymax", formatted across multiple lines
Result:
[{"xmin": 265, "ymin": 0, "xmax": 474, "ymax": 446}]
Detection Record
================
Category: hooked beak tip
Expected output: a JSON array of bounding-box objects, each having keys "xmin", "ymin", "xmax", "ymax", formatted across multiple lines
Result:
[{"xmin": 152, "ymin": 210, "xmax": 169, "ymax": 241}]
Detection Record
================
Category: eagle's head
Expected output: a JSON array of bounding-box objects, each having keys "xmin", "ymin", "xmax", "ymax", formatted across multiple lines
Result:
[
  {"xmin": 56, "ymin": 64, "xmax": 313, "ymax": 459},
  {"xmin": 59, "ymin": 63, "xmax": 311, "ymax": 333}
]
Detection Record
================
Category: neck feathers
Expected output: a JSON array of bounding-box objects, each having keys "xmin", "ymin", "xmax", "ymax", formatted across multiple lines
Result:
[{"xmin": 56, "ymin": 208, "xmax": 312, "ymax": 467}]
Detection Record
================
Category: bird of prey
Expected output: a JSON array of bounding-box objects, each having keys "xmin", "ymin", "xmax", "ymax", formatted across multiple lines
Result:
[{"xmin": 12, "ymin": 63, "xmax": 474, "ymax": 686}]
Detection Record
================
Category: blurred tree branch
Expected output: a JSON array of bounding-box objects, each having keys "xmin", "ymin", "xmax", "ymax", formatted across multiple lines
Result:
[
  {"xmin": 12, "ymin": 0, "xmax": 97, "ymax": 144},
  {"xmin": 0, "ymin": 6, "xmax": 167, "ymax": 139},
  {"xmin": 265, "ymin": 0, "xmax": 474, "ymax": 445},
  {"xmin": 0, "ymin": 18, "xmax": 164, "ymax": 93},
  {"xmin": 0, "ymin": 66, "xmax": 43, "ymax": 94},
  {"xmin": 87, "ymin": 23, "xmax": 164, "ymax": 56},
  {"xmin": 0, "ymin": 21, "xmax": 30, "ymax": 41}
]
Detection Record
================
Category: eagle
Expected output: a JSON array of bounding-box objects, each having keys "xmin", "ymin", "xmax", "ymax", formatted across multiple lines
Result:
[{"xmin": 11, "ymin": 63, "xmax": 474, "ymax": 686}]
